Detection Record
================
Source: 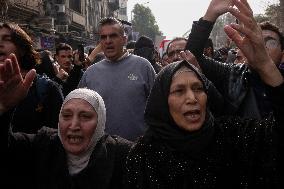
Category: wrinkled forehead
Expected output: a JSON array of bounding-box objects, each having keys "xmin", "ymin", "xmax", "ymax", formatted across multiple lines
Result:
[
  {"xmin": 169, "ymin": 40, "xmax": 187, "ymax": 51},
  {"xmin": 62, "ymin": 98, "xmax": 94, "ymax": 109},
  {"xmin": 172, "ymin": 64, "xmax": 206, "ymax": 88},
  {"xmin": 57, "ymin": 49, "xmax": 73, "ymax": 56},
  {"xmin": 99, "ymin": 23, "xmax": 124, "ymax": 35},
  {"xmin": 173, "ymin": 66, "xmax": 194, "ymax": 78}
]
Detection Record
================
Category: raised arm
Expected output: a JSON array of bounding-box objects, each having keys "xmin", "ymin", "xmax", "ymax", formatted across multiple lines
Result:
[
  {"xmin": 225, "ymin": 0, "xmax": 283, "ymax": 86},
  {"xmin": 203, "ymin": 0, "xmax": 233, "ymax": 22},
  {"xmin": 0, "ymin": 54, "xmax": 36, "ymax": 114},
  {"xmin": 185, "ymin": 0, "xmax": 242, "ymax": 96},
  {"xmin": 186, "ymin": 0, "xmax": 232, "ymax": 58}
]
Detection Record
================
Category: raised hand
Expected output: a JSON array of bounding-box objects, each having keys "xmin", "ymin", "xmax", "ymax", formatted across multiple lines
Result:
[
  {"xmin": 179, "ymin": 50, "xmax": 202, "ymax": 71},
  {"xmin": 53, "ymin": 62, "xmax": 69, "ymax": 81},
  {"xmin": 88, "ymin": 43, "xmax": 103, "ymax": 62},
  {"xmin": 0, "ymin": 54, "xmax": 36, "ymax": 113},
  {"xmin": 204, "ymin": 0, "xmax": 233, "ymax": 22},
  {"xmin": 225, "ymin": 0, "xmax": 283, "ymax": 86}
]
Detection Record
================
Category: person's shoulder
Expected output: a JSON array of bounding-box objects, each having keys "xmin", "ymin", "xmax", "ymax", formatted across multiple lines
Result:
[
  {"xmin": 84, "ymin": 59, "xmax": 107, "ymax": 72},
  {"xmin": 128, "ymin": 54, "xmax": 155, "ymax": 70},
  {"xmin": 37, "ymin": 126, "xmax": 58, "ymax": 136},
  {"xmin": 34, "ymin": 126, "xmax": 58, "ymax": 144},
  {"xmin": 127, "ymin": 136, "xmax": 162, "ymax": 159},
  {"xmin": 129, "ymin": 54, "xmax": 149, "ymax": 63},
  {"xmin": 102, "ymin": 135, "xmax": 134, "ymax": 157},
  {"xmin": 215, "ymin": 115, "xmax": 261, "ymax": 136},
  {"xmin": 37, "ymin": 74, "xmax": 59, "ymax": 88},
  {"xmin": 105, "ymin": 135, "xmax": 134, "ymax": 148},
  {"xmin": 35, "ymin": 74, "xmax": 63, "ymax": 98}
]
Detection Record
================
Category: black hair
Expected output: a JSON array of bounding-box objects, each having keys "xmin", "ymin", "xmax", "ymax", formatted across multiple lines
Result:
[
  {"xmin": 98, "ymin": 17, "xmax": 125, "ymax": 36},
  {"xmin": 55, "ymin": 43, "xmax": 72, "ymax": 55},
  {"xmin": 166, "ymin": 37, "xmax": 187, "ymax": 55},
  {"xmin": 126, "ymin": 40, "xmax": 136, "ymax": 49},
  {"xmin": 0, "ymin": 22, "xmax": 40, "ymax": 70},
  {"xmin": 260, "ymin": 21, "xmax": 284, "ymax": 50}
]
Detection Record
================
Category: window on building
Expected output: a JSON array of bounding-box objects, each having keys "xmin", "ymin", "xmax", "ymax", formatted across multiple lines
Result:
[
  {"xmin": 120, "ymin": 8, "xmax": 127, "ymax": 15},
  {"xmin": 69, "ymin": 0, "xmax": 81, "ymax": 13}
]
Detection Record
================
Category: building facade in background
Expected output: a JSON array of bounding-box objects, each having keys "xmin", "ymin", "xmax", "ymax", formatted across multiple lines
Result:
[{"xmin": 1, "ymin": 0, "xmax": 125, "ymax": 51}]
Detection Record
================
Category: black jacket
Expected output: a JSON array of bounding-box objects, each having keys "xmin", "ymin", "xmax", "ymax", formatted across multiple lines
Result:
[
  {"xmin": 11, "ymin": 74, "xmax": 64, "ymax": 133},
  {"xmin": 8, "ymin": 126, "xmax": 133, "ymax": 189},
  {"xmin": 125, "ymin": 61, "xmax": 284, "ymax": 189},
  {"xmin": 185, "ymin": 18, "xmax": 283, "ymax": 119}
]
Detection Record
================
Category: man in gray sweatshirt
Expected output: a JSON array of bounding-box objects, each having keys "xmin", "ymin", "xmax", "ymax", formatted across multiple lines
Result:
[{"xmin": 78, "ymin": 17, "xmax": 156, "ymax": 141}]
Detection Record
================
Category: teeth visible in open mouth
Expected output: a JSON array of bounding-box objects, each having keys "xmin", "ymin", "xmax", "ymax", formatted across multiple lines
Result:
[
  {"xmin": 184, "ymin": 111, "xmax": 200, "ymax": 121},
  {"xmin": 189, "ymin": 114, "xmax": 198, "ymax": 118},
  {"xmin": 185, "ymin": 113, "xmax": 199, "ymax": 119},
  {"xmin": 68, "ymin": 136, "xmax": 82, "ymax": 144}
]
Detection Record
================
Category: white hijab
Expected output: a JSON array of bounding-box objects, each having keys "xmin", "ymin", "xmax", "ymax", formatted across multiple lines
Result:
[{"xmin": 58, "ymin": 88, "xmax": 106, "ymax": 175}]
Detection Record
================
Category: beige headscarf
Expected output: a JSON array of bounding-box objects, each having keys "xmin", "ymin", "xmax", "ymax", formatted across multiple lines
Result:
[{"xmin": 58, "ymin": 88, "xmax": 106, "ymax": 175}]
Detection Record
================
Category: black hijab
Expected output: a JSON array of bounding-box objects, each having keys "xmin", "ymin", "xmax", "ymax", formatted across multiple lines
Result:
[{"xmin": 144, "ymin": 60, "xmax": 215, "ymax": 154}]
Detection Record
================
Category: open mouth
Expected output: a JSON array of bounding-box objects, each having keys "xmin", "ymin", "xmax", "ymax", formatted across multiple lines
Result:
[
  {"xmin": 183, "ymin": 109, "xmax": 201, "ymax": 122},
  {"xmin": 0, "ymin": 52, "xmax": 7, "ymax": 62},
  {"xmin": 67, "ymin": 135, "xmax": 83, "ymax": 144},
  {"xmin": 105, "ymin": 46, "xmax": 115, "ymax": 52}
]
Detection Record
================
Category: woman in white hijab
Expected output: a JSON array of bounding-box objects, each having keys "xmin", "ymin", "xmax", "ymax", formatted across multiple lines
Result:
[{"xmin": 3, "ymin": 62, "xmax": 133, "ymax": 189}]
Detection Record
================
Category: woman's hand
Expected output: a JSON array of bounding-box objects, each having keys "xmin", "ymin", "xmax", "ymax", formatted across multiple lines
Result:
[
  {"xmin": 225, "ymin": 0, "xmax": 283, "ymax": 86},
  {"xmin": 203, "ymin": 0, "xmax": 233, "ymax": 22}
]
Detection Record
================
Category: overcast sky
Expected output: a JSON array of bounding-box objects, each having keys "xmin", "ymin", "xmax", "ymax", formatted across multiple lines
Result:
[{"xmin": 127, "ymin": 0, "xmax": 279, "ymax": 39}]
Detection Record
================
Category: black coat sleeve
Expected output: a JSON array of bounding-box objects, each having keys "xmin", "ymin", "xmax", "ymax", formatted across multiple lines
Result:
[
  {"xmin": 185, "ymin": 18, "xmax": 237, "ymax": 90},
  {"xmin": 43, "ymin": 80, "xmax": 64, "ymax": 129}
]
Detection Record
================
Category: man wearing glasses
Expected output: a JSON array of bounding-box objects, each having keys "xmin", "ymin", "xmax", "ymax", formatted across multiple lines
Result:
[
  {"xmin": 78, "ymin": 17, "xmax": 156, "ymax": 141},
  {"xmin": 184, "ymin": 0, "xmax": 284, "ymax": 119},
  {"xmin": 166, "ymin": 37, "xmax": 187, "ymax": 63},
  {"xmin": 261, "ymin": 22, "xmax": 284, "ymax": 68}
]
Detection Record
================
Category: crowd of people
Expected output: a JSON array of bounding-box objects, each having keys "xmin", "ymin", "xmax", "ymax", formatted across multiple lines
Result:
[{"xmin": 1, "ymin": 0, "xmax": 284, "ymax": 188}]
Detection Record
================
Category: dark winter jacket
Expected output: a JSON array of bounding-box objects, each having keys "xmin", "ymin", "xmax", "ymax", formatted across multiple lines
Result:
[
  {"xmin": 8, "ymin": 126, "xmax": 133, "ymax": 189},
  {"xmin": 11, "ymin": 74, "xmax": 63, "ymax": 133},
  {"xmin": 124, "ymin": 61, "xmax": 283, "ymax": 189},
  {"xmin": 185, "ymin": 18, "xmax": 284, "ymax": 119},
  {"xmin": 133, "ymin": 47, "xmax": 162, "ymax": 74}
]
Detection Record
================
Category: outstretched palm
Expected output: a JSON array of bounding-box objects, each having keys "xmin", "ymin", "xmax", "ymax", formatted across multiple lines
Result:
[
  {"xmin": 224, "ymin": 0, "xmax": 271, "ymax": 70},
  {"xmin": 0, "ymin": 54, "xmax": 35, "ymax": 112}
]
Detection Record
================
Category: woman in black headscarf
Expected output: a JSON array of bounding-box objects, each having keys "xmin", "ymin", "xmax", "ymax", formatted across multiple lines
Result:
[
  {"xmin": 124, "ymin": 1, "xmax": 284, "ymax": 187},
  {"xmin": 124, "ymin": 59, "xmax": 284, "ymax": 188}
]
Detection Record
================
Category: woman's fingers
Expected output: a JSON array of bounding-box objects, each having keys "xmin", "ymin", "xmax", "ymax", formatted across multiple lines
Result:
[{"xmin": 224, "ymin": 25, "xmax": 243, "ymax": 47}]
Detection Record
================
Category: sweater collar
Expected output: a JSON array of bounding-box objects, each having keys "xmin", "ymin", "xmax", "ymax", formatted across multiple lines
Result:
[{"xmin": 105, "ymin": 50, "xmax": 130, "ymax": 62}]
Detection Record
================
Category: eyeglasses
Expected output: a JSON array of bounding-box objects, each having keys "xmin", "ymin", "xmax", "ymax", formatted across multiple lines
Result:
[
  {"xmin": 264, "ymin": 37, "xmax": 280, "ymax": 49},
  {"xmin": 167, "ymin": 49, "xmax": 182, "ymax": 58}
]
